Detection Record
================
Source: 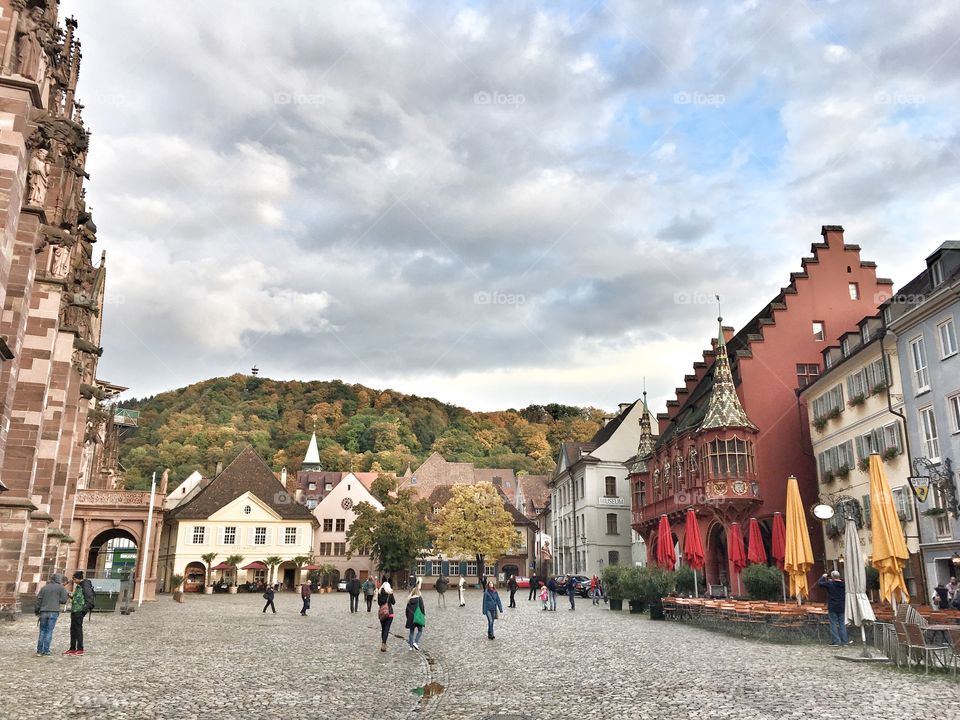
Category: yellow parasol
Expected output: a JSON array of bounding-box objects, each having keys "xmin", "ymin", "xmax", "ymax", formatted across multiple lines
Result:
[
  {"xmin": 868, "ymin": 453, "xmax": 910, "ymax": 606},
  {"xmin": 784, "ymin": 475, "xmax": 814, "ymax": 602}
]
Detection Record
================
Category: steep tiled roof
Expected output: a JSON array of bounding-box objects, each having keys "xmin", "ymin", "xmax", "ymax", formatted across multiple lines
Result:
[
  {"xmin": 518, "ymin": 474, "xmax": 551, "ymax": 513},
  {"xmin": 168, "ymin": 447, "xmax": 316, "ymax": 522},
  {"xmin": 699, "ymin": 319, "xmax": 758, "ymax": 431}
]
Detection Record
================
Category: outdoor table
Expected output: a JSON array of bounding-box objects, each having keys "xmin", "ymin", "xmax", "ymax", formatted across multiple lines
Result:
[{"xmin": 923, "ymin": 624, "xmax": 956, "ymax": 644}]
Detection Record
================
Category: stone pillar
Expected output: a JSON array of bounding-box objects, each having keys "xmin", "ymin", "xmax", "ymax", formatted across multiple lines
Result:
[{"xmin": 0, "ymin": 494, "xmax": 35, "ymax": 618}]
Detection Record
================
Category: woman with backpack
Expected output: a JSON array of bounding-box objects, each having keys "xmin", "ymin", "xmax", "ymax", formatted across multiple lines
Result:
[
  {"xmin": 377, "ymin": 578, "xmax": 396, "ymax": 652},
  {"xmin": 405, "ymin": 581, "xmax": 426, "ymax": 650}
]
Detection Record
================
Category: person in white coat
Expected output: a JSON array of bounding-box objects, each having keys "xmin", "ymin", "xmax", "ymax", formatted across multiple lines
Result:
[{"xmin": 458, "ymin": 575, "xmax": 466, "ymax": 607}]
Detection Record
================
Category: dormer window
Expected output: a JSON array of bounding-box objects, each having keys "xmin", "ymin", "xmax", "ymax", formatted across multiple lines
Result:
[
  {"xmin": 308, "ymin": 482, "xmax": 316, "ymax": 491},
  {"xmin": 841, "ymin": 338, "xmax": 850, "ymax": 357},
  {"xmin": 932, "ymin": 259, "xmax": 944, "ymax": 286},
  {"xmin": 883, "ymin": 306, "xmax": 892, "ymax": 325},
  {"xmin": 410, "ymin": 476, "xmax": 417, "ymax": 485},
  {"xmin": 861, "ymin": 325, "xmax": 871, "ymax": 344}
]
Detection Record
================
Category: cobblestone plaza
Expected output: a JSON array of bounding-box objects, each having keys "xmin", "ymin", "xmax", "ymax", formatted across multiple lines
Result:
[{"xmin": 1, "ymin": 590, "xmax": 953, "ymax": 719}]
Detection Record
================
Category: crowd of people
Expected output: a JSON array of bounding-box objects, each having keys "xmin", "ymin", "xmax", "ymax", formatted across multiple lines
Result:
[{"xmin": 931, "ymin": 576, "xmax": 960, "ymax": 610}]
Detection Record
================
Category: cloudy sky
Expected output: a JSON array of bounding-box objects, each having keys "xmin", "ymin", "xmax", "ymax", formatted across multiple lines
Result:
[{"xmin": 61, "ymin": 0, "xmax": 960, "ymax": 412}]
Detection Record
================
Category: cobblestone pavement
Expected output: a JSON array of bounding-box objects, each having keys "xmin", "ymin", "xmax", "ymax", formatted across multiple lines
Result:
[{"xmin": 0, "ymin": 589, "xmax": 955, "ymax": 719}]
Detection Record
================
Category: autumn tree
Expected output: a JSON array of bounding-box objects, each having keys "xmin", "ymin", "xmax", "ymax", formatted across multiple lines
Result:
[
  {"xmin": 432, "ymin": 482, "xmax": 518, "ymax": 587},
  {"xmin": 346, "ymin": 490, "xmax": 430, "ymax": 576}
]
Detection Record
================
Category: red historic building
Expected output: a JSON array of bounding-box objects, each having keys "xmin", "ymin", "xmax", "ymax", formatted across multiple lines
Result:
[{"xmin": 628, "ymin": 226, "xmax": 893, "ymax": 593}]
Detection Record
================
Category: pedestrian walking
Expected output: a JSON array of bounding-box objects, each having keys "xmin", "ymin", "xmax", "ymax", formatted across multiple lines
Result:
[
  {"xmin": 507, "ymin": 575, "xmax": 518, "ymax": 608},
  {"xmin": 458, "ymin": 575, "xmax": 466, "ymax": 607},
  {"xmin": 362, "ymin": 576, "xmax": 376, "ymax": 612},
  {"xmin": 528, "ymin": 573, "xmax": 538, "ymax": 601},
  {"xmin": 948, "ymin": 576, "xmax": 959, "ymax": 603},
  {"xmin": 539, "ymin": 581, "xmax": 548, "ymax": 610},
  {"xmin": 591, "ymin": 575, "xmax": 602, "ymax": 606},
  {"xmin": 64, "ymin": 571, "xmax": 95, "ymax": 656},
  {"xmin": 817, "ymin": 571, "xmax": 851, "ymax": 646},
  {"xmin": 347, "ymin": 576, "xmax": 361, "ymax": 613},
  {"xmin": 435, "ymin": 575, "xmax": 449, "ymax": 608},
  {"xmin": 547, "ymin": 576, "xmax": 558, "ymax": 611},
  {"xmin": 300, "ymin": 582, "xmax": 311, "ymax": 616},
  {"xmin": 405, "ymin": 582, "xmax": 426, "ymax": 650},
  {"xmin": 262, "ymin": 585, "xmax": 277, "ymax": 614},
  {"xmin": 568, "ymin": 579, "xmax": 576, "ymax": 611},
  {"xmin": 34, "ymin": 574, "xmax": 69, "ymax": 657},
  {"xmin": 482, "ymin": 579, "xmax": 504, "ymax": 640},
  {"xmin": 377, "ymin": 579, "xmax": 396, "ymax": 652}
]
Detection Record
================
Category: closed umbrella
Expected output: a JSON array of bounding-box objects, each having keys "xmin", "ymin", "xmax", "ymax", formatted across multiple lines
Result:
[
  {"xmin": 771, "ymin": 512, "xmax": 787, "ymax": 603},
  {"xmin": 784, "ymin": 475, "xmax": 814, "ymax": 604},
  {"xmin": 683, "ymin": 509, "xmax": 705, "ymax": 597},
  {"xmin": 868, "ymin": 453, "xmax": 910, "ymax": 609},
  {"xmin": 656, "ymin": 515, "xmax": 676, "ymax": 569},
  {"xmin": 728, "ymin": 522, "xmax": 746, "ymax": 596},
  {"xmin": 844, "ymin": 517, "xmax": 876, "ymax": 657},
  {"xmin": 747, "ymin": 517, "xmax": 767, "ymax": 565}
]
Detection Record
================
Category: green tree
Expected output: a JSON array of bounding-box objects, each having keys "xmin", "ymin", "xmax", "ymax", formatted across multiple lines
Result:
[
  {"xmin": 225, "ymin": 554, "xmax": 244, "ymax": 587},
  {"xmin": 200, "ymin": 552, "xmax": 217, "ymax": 587},
  {"xmin": 432, "ymin": 482, "xmax": 517, "ymax": 586},
  {"xmin": 264, "ymin": 555, "xmax": 282, "ymax": 586}
]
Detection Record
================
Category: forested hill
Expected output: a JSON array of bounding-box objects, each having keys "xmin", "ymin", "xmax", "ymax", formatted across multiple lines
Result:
[{"xmin": 118, "ymin": 374, "xmax": 606, "ymax": 490}]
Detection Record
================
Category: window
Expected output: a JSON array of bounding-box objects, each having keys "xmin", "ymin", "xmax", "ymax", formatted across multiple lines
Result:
[
  {"xmin": 919, "ymin": 406, "xmax": 940, "ymax": 460},
  {"xmin": 323, "ymin": 519, "xmax": 333, "ymax": 532},
  {"xmin": 335, "ymin": 518, "xmax": 345, "ymax": 532},
  {"xmin": 191, "ymin": 526, "xmax": 205, "ymax": 545},
  {"xmin": 847, "ymin": 367, "xmax": 868, "ymax": 399},
  {"xmin": 707, "ymin": 437, "xmax": 755, "ymax": 478},
  {"xmin": 466, "ymin": 560, "xmax": 477, "ymax": 577},
  {"xmin": 605, "ymin": 476, "xmax": 617, "ymax": 496},
  {"xmin": 883, "ymin": 305, "xmax": 893, "ymax": 325},
  {"xmin": 284, "ymin": 527, "xmax": 297, "ymax": 545},
  {"xmin": 484, "ymin": 563, "xmax": 496, "ymax": 576},
  {"xmin": 796, "ymin": 363, "xmax": 820, "ymax": 389},
  {"xmin": 410, "ymin": 476, "xmax": 417, "ymax": 485},
  {"xmin": 855, "ymin": 423, "xmax": 902, "ymax": 459},
  {"xmin": 319, "ymin": 542, "xmax": 331, "ymax": 556},
  {"xmin": 637, "ymin": 479, "xmax": 646, "ymax": 507},
  {"xmin": 861, "ymin": 324, "xmax": 871, "ymax": 344},
  {"xmin": 938, "ymin": 318, "xmax": 958, "ymax": 358},
  {"xmin": 848, "ymin": 282, "xmax": 860, "ymax": 300},
  {"xmin": 606, "ymin": 513, "xmax": 618, "ymax": 535},
  {"xmin": 891, "ymin": 487, "xmax": 912, "ymax": 522},
  {"xmin": 949, "ymin": 394, "xmax": 960, "ymax": 433},
  {"xmin": 910, "ymin": 336, "xmax": 930, "ymax": 393},
  {"xmin": 415, "ymin": 560, "xmax": 426, "ymax": 576},
  {"xmin": 813, "ymin": 321, "xmax": 825, "ymax": 341},
  {"xmin": 825, "ymin": 354, "xmax": 834, "ymax": 370},
  {"xmin": 254, "ymin": 527, "xmax": 267, "ymax": 545},
  {"xmin": 324, "ymin": 482, "xmax": 333, "ymax": 492},
  {"xmin": 306, "ymin": 500, "xmax": 317, "ymax": 510},
  {"xmin": 932, "ymin": 259, "xmax": 944, "ymax": 286},
  {"xmin": 334, "ymin": 542, "xmax": 346, "ymax": 556},
  {"xmin": 608, "ymin": 550, "xmax": 620, "ymax": 565},
  {"xmin": 223, "ymin": 526, "xmax": 236, "ymax": 545},
  {"xmin": 841, "ymin": 338, "xmax": 850, "ymax": 357},
  {"xmin": 579, "ymin": 477, "xmax": 585, "ymax": 499},
  {"xmin": 812, "ymin": 384, "xmax": 844, "ymax": 420},
  {"xmin": 932, "ymin": 487, "xmax": 952, "ymax": 538},
  {"xmin": 817, "ymin": 440, "xmax": 854, "ymax": 480},
  {"xmin": 308, "ymin": 482, "xmax": 316, "ymax": 490},
  {"xmin": 243, "ymin": 505, "xmax": 251, "ymax": 515}
]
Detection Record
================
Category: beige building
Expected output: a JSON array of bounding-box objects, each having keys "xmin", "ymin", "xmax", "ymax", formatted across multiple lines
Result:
[
  {"xmin": 159, "ymin": 448, "xmax": 317, "ymax": 592},
  {"xmin": 801, "ymin": 314, "xmax": 922, "ymax": 596},
  {"xmin": 311, "ymin": 472, "xmax": 383, "ymax": 582}
]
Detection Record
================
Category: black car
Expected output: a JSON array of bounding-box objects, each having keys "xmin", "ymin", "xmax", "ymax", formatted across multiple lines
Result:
[{"xmin": 552, "ymin": 574, "xmax": 591, "ymax": 598}]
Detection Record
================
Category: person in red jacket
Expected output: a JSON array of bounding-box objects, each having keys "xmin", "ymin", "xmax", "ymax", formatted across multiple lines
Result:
[{"xmin": 300, "ymin": 582, "xmax": 311, "ymax": 616}]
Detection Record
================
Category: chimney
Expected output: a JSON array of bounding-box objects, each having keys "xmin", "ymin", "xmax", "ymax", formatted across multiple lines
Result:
[
  {"xmin": 618, "ymin": 403, "xmax": 631, "ymax": 414},
  {"xmin": 215, "ymin": 461, "xmax": 223, "ymax": 476}
]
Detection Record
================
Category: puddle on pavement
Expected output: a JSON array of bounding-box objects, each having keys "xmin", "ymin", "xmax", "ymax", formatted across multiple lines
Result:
[{"xmin": 410, "ymin": 681, "xmax": 445, "ymax": 701}]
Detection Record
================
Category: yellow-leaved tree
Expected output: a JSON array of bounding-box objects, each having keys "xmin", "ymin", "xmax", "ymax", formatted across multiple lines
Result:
[{"xmin": 432, "ymin": 482, "xmax": 518, "ymax": 587}]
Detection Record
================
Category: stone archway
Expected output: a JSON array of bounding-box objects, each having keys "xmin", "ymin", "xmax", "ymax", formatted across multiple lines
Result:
[{"xmin": 85, "ymin": 527, "xmax": 139, "ymax": 578}]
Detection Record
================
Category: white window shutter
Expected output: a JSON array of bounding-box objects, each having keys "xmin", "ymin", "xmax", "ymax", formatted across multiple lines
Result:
[
  {"xmin": 218, "ymin": 526, "xmax": 225, "ymax": 545},
  {"xmin": 248, "ymin": 527, "xmax": 255, "ymax": 545},
  {"xmin": 265, "ymin": 527, "xmax": 273, "ymax": 546}
]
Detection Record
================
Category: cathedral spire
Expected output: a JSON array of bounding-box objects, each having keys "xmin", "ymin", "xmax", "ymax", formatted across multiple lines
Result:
[
  {"xmin": 302, "ymin": 431, "xmax": 322, "ymax": 471},
  {"xmin": 636, "ymin": 389, "xmax": 656, "ymax": 459},
  {"xmin": 700, "ymin": 316, "xmax": 758, "ymax": 431}
]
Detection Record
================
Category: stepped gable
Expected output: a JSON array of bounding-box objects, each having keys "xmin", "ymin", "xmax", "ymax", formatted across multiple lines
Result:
[
  {"xmin": 656, "ymin": 225, "xmax": 890, "ymax": 447},
  {"xmin": 168, "ymin": 447, "xmax": 315, "ymax": 521}
]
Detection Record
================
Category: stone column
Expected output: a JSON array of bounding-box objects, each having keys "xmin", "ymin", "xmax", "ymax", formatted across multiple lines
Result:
[{"xmin": 0, "ymin": 495, "xmax": 35, "ymax": 617}]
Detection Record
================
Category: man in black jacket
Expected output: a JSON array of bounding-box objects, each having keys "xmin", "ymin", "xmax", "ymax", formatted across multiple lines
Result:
[
  {"xmin": 817, "ymin": 571, "xmax": 850, "ymax": 646},
  {"xmin": 528, "ymin": 573, "xmax": 538, "ymax": 601},
  {"xmin": 347, "ymin": 576, "xmax": 362, "ymax": 613}
]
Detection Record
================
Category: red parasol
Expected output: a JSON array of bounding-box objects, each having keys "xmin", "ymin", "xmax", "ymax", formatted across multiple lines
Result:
[
  {"xmin": 656, "ymin": 514, "xmax": 676, "ymax": 569},
  {"xmin": 211, "ymin": 562, "xmax": 234, "ymax": 570},
  {"xmin": 303, "ymin": 564, "xmax": 322, "ymax": 571},
  {"xmin": 771, "ymin": 512, "xmax": 786, "ymax": 571},
  {"xmin": 747, "ymin": 517, "xmax": 767, "ymax": 565},
  {"xmin": 728, "ymin": 522, "xmax": 747, "ymax": 596},
  {"xmin": 682, "ymin": 509, "xmax": 705, "ymax": 570},
  {"xmin": 241, "ymin": 561, "xmax": 267, "ymax": 570}
]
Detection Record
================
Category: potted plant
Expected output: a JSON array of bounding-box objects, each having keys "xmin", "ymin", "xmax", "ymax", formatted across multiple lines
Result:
[
  {"xmin": 827, "ymin": 407, "xmax": 842, "ymax": 421},
  {"xmin": 922, "ymin": 507, "xmax": 947, "ymax": 517},
  {"xmin": 623, "ymin": 566, "xmax": 646, "ymax": 614},
  {"xmin": 835, "ymin": 464, "xmax": 851, "ymax": 479},
  {"xmin": 201, "ymin": 552, "xmax": 217, "ymax": 594},
  {"xmin": 847, "ymin": 393, "xmax": 866, "ymax": 408},
  {"xmin": 602, "ymin": 565, "xmax": 626, "ymax": 611},
  {"xmin": 882, "ymin": 447, "xmax": 900, "ymax": 461},
  {"xmin": 871, "ymin": 382, "xmax": 888, "ymax": 396},
  {"xmin": 857, "ymin": 458, "xmax": 869, "ymax": 472},
  {"xmin": 643, "ymin": 566, "xmax": 675, "ymax": 620},
  {"xmin": 741, "ymin": 564, "xmax": 781, "ymax": 601},
  {"xmin": 813, "ymin": 417, "xmax": 828, "ymax": 432},
  {"xmin": 673, "ymin": 566, "xmax": 704, "ymax": 597},
  {"xmin": 171, "ymin": 574, "xmax": 185, "ymax": 603},
  {"xmin": 225, "ymin": 554, "xmax": 244, "ymax": 593}
]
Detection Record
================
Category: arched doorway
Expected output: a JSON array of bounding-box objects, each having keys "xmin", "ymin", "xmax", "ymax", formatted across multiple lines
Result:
[
  {"xmin": 184, "ymin": 561, "xmax": 206, "ymax": 592},
  {"xmin": 344, "ymin": 568, "xmax": 357, "ymax": 581},
  {"xmin": 706, "ymin": 523, "xmax": 728, "ymax": 589},
  {"xmin": 278, "ymin": 561, "xmax": 298, "ymax": 590},
  {"xmin": 86, "ymin": 529, "xmax": 138, "ymax": 580}
]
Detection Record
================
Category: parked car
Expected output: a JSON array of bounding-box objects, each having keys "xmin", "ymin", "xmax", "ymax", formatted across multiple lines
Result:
[
  {"xmin": 515, "ymin": 576, "xmax": 530, "ymax": 589},
  {"xmin": 553, "ymin": 574, "xmax": 591, "ymax": 597},
  {"xmin": 336, "ymin": 580, "xmax": 348, "ymax": 592}
]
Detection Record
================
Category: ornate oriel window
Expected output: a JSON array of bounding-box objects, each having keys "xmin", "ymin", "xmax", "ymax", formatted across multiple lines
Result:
[
  {"xmin": 706, "ymin": 437, "xmax": 755, "ymax": 478},
  {"xmin": 638, "ymin": 479, "xmax": 646, "ymax": 507}
]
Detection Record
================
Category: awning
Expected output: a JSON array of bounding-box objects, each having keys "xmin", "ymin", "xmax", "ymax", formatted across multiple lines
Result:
[
  {"xmin": 303, "ymin": 564, "xmax": 322, "ymax": 571},
  {"xmin": 211, "ymin": 562, "xmax": 234, "ymax": 570},
  {"xmin": 241, "ymin": 561, "xmax": 268, "ymax": 570}
]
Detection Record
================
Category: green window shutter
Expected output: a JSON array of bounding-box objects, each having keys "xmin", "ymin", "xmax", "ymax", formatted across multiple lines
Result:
[{"xmin": 862, "ymin": 495, "xmax": 871, "ymax": 526}]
